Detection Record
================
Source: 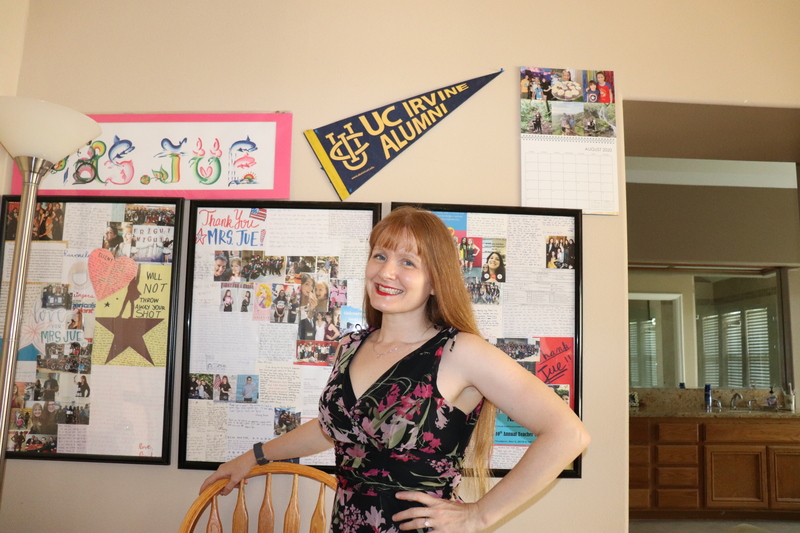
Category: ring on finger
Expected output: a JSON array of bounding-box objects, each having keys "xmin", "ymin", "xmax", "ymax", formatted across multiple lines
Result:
[{"xmin": 424, "ymin": 520, "xmax": 430, "ymax": 528}]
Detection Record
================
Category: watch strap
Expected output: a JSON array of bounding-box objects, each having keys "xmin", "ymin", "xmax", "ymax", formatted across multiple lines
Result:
[{"xmin": 253, "ymin": 442, "xmax": 269, "ymax": 465}]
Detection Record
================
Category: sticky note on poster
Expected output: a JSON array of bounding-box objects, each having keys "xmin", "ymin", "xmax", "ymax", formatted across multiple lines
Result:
[
  {"xmin": 305, "ymin": 71, "xmax": 502, "ymax": 200},
  {"xmin": 495, "ymin": 412, "xmax": 536, "ymax": 446}
]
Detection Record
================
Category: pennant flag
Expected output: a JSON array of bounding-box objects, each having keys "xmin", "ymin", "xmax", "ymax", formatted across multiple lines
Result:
[{"xmin": 305, "ymin": 70, "xmax": 503, "ymax": 200}]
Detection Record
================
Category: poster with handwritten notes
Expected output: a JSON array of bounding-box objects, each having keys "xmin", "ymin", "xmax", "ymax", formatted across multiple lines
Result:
[
  {"xmin": 1, "ymin": 196, "xmax": 182, "ymax": 463},
  {"xmin": 394, "ymin": 202, "xmax": 583, "ymax": 477},
  {"xmin": 179, "ymin": 201, "xmax": 380, "ymax": 469}
]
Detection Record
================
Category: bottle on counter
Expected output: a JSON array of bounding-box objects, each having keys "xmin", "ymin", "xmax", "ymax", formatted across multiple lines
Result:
[
  {"xmin": 766, "ymin": 387, "xmax": 779, "ymax": 408},
  {"xmin": 704, "ymin": 384, "xmax": 712, "ymax": 412},
  {"xmin": 786, "ymin": 383, "xmax": 796, "ymax": 413}
]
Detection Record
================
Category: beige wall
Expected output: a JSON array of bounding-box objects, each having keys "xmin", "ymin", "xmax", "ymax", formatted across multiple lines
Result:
[
  {"xmin": 0, "ymin": 0, "xmax": 29, "ymax": 184},
  {"xmin": 0, "ymin": 1, "xmax": 799, "ymax": 532}
]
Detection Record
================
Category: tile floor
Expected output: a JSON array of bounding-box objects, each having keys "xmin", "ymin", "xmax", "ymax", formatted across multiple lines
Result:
[{"xmin": 629, "ymin": 520, "xmax": 800, "ymax": 533}]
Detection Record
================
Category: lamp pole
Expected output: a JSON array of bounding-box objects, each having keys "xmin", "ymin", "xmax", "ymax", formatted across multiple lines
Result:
[
  {"xmin": 0, "ymin": 96, "xmax": 100, "ymax": 502},
  {"xmin": 0, "ymin": 157, "xmax": 52, "ymax": 500}
]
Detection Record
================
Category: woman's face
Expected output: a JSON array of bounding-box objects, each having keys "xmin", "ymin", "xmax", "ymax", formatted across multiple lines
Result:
[
  {"xmin": 47, "ymin": 402, "xmax": 56, "ymax": 413},
  {"xmin": 122, "ymin": 228, "xmax": 133, "ymax": 243},
  {"xmin": 222, "ymin": 376, "xmax": 228, "ymax": 384},
  {"xmin": 278, "ymin": 290, "xmax": 285, "ymax": 298},
  {"xmin": 487, "ymin": 253, "xmax": 501, "ymax": 271},
  {"xmin": 301, "ymin": 277, "xmax": 314, "ymax": 296},
  {"xmin": 315, "ymin": 284, "xmax": 327, "ymax": 301},
  {"xmin": 33, "ymin": 404, "xmax": 42, "ymax": 417},
  {"xmin": 225, "ymin": 290, "xmax": 231, "ymax": 297},
  {"xmin": 231, "ymin": 262, "xmax": 241, "ymax": 275},
  {"xmin": 365, "ymin": 243, "xmax": 433, "ymax": 319},
  {"xmin": 460, "ymin": 237, "xmax": 468, "ymax": 245}
]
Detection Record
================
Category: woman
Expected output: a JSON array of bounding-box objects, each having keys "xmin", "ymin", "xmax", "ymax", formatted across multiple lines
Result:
[
  {"xmin": 458, "ymin": 237, "xmax": 469, "ymax": 272},
  {"xmin": 11, "ymin": 383, "xmax": 24, "ymax": 408},
  {"xmin": 465, "ymin": 238, "xmax": 480, "ymax": 272},
  {"xmin": 229, "ymin": 257, "xmax": 243, "ymax": 282},
  {"xmin": 111, "ymin": 222, "xmax": 136, "ymax": 258},
  {"xmin": 32, "ymin": 379, "xmax": 42, "ymax": 401},
  {"xmin": 324, "ymin": 313, "xmax": 341, "ymax": 342},
  {"xmin": 222, "ymin": 290, "xmax": 233, "ymax": 312},
  {"xmin": 483, "ymin": 251, "xmax": 506, "ymax": 283},
  {"xmin": 547, "ymin": 250, "xmax": 559, "ymax": 269},
  {"xmin": 75, "ymin": 375, "xmax": 90, "ymax": 398},
  {"xmin": 40, "ymin": 401, "xmax": 58, "ymax": 434},
  {"xmin": 218, "ymin": 375, "xmax": 232, "ymax": 401},
  {"xmin": 287, "ymin": 292, "xmax": 299, "ymax": 323},
  {"xmin": 29, "ymin": 403, "xmax": 46, "ymax": 434},
  {"xmin": 201, "ymin": 206, "xmax": 588, "ymax": 533},
  {"xmin": 314, "ymin": 280, "xmax": 330, "ymax": 312},
  {"xmin": 314, "ymin": 312, "xmax": 327, "ymax": 342},
  {"xmin": 299, "ymin": 273, "xmax": 317, "ymax": 310},
  {"xmin": 273, "ymin": 289, "xmax": 287, "ymax": 322},
  {"xmin": 240, "ymin": 290, "xmax": 251, "ymax": 313}
]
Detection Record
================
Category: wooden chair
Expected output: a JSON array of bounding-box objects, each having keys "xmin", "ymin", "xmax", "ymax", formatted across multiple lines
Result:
[{"xmin": 179, "ymin": 462, "xmax": 337, "ymax": 533}]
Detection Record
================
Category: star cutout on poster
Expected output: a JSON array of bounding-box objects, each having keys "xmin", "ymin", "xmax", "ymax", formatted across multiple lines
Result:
[
  {"xmin": 195, "ymin": 228, "xmax": 207, "ymax": 245},
  {"xmin": 95, "ymin": 316, "xmax": 163, "ymax": 365}
]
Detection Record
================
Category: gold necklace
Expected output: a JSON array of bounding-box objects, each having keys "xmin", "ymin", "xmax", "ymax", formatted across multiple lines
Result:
[{"xmin": 373, "ymin": 325, "xmax": 434, "ymax": 358}]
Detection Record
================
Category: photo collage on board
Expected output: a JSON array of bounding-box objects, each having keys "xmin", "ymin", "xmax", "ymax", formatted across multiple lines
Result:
[
  {"xmin": 187, "ymin": 205, "xmax": 376, "ymax": 466},
  {"xmin": 209, "ymin": 251, "xmax": 345, "ymax": 369},
  {"xmin": 433, "ymin": 210, "xmax": 578, "ymax": 418},
  {"xmin": 519, "ymin": 67, "xmax": 616, "ymax": 138},
  {"xmin": 6, "ymin": 201, "xmax": 177, "ymax": 455}
]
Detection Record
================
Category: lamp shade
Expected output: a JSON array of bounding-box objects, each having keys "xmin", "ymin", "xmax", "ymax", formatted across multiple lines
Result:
[{"xmin": 0, "ymin": 96, "xmax": 101, "ymax": 163}]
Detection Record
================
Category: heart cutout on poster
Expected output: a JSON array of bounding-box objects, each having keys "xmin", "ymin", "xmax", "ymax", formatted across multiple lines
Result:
[{"xmin": 88, "ymin": 248, "xmax": 137, "ymax": 301}]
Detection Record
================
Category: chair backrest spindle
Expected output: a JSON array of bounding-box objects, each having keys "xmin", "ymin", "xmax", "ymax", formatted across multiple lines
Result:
[
  {"xmin": 258, "ymin": 473, "xmax": 275, "ymax": 533},
  {"xmin": 284, "ymin": 474, "xmax": 301, "ymax": 533},
  {"xmin": 232, "ymin": 479, "xmax": 249, "ymax": 533}
]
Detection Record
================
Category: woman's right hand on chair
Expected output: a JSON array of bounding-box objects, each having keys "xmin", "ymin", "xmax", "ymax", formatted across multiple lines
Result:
[{"xmin": 200, "ymin": 450, "xmax": 257, "ymax": 496}]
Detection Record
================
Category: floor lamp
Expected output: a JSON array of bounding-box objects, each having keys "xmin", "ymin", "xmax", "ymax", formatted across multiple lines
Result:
[{"xmin": 0, "ymin": 96, "xmax": 100, "ymax": 501}]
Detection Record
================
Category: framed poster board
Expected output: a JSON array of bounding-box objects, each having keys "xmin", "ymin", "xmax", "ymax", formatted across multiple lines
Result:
[
  {"xmin": 12, "ymin": 113, "xmax": 292, "ymax": 200},
  {"xmin": 179, "ymin": 201, "xmax": 380, "ymax": 469},
  {"xmin": 2, "ymin": 196, "xmax": 183, "ymax": 464},
  {"xmin": 392, "ymin": 202, "xmax": 583, "ymax": 478}
]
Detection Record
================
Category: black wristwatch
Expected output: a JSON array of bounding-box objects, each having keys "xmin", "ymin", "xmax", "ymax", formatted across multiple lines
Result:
[{"xmin": 253, "ymin": 442, "xmax": 269, "ymax": 465}]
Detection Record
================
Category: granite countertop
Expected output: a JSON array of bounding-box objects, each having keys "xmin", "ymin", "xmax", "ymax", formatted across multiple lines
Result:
[
  {"xmin": 629, "ymin": 388, "xmax": 800, "ymax": 419},
  {"xmin": 629, "ymin": 405, "xmax": 800, "ymax": 418}
]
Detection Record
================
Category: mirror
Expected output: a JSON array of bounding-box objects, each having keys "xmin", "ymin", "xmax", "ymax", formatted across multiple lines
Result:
[
  {"xmin": 629, "ymin": 270, "xmax": 786, "ymax": 389},
  {"xmin": 626, "ymin": 155, "xmax": 799, "ymax": 391}
]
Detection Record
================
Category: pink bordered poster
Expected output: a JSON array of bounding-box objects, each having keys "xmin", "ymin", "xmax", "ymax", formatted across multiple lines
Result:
[{"xmin": 12, "ymin": 113, "xmax": 292, "ymax": 199}]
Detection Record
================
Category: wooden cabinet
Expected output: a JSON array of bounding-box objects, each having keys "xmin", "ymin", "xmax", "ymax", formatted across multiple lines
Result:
[
  {"xmin": 630, "ymin": 417, "xmax": 800, "ymax": 519},
  {"xmin": 705, "ymin": 445, "xmax": 768, "ymax": 508},
  {"xmin": 769, "ymin": 446, "xmax": 800, "ymax": 509}
]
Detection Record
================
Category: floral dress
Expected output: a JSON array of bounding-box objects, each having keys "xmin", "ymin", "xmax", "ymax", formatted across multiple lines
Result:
[{"xmin": 318, "ymin": 327, "xmax": 483, "ymax": 533}]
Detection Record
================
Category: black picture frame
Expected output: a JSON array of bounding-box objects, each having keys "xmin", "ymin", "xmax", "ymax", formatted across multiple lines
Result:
[
  {"xmin": 392, "ymin": 202, "xmax": 583, "ymax": 478},
  {"xmin": 2, "ymin": 195, "xmax": 183, "ymax": 465},
  {"xmin": 178, "ymin": 200, "xmax": 381, "ymax": 470}
]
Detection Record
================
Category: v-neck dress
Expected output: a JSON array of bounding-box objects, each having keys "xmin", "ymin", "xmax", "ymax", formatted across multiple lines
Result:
[{"xmin": 318, "ymin": 327, "xmax": 483, "ymax": 533}]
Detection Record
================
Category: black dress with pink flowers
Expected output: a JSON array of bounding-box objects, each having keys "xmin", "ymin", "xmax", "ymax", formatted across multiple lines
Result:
[{"xmin": 318, "ymin": 326, "xmax": 483, "ymax": 533}]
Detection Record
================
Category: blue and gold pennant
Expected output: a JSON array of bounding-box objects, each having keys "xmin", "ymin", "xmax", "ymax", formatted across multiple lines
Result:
[{"xmin": 305, "ymin": 70, "xmax": 503, "ymax": 200}]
